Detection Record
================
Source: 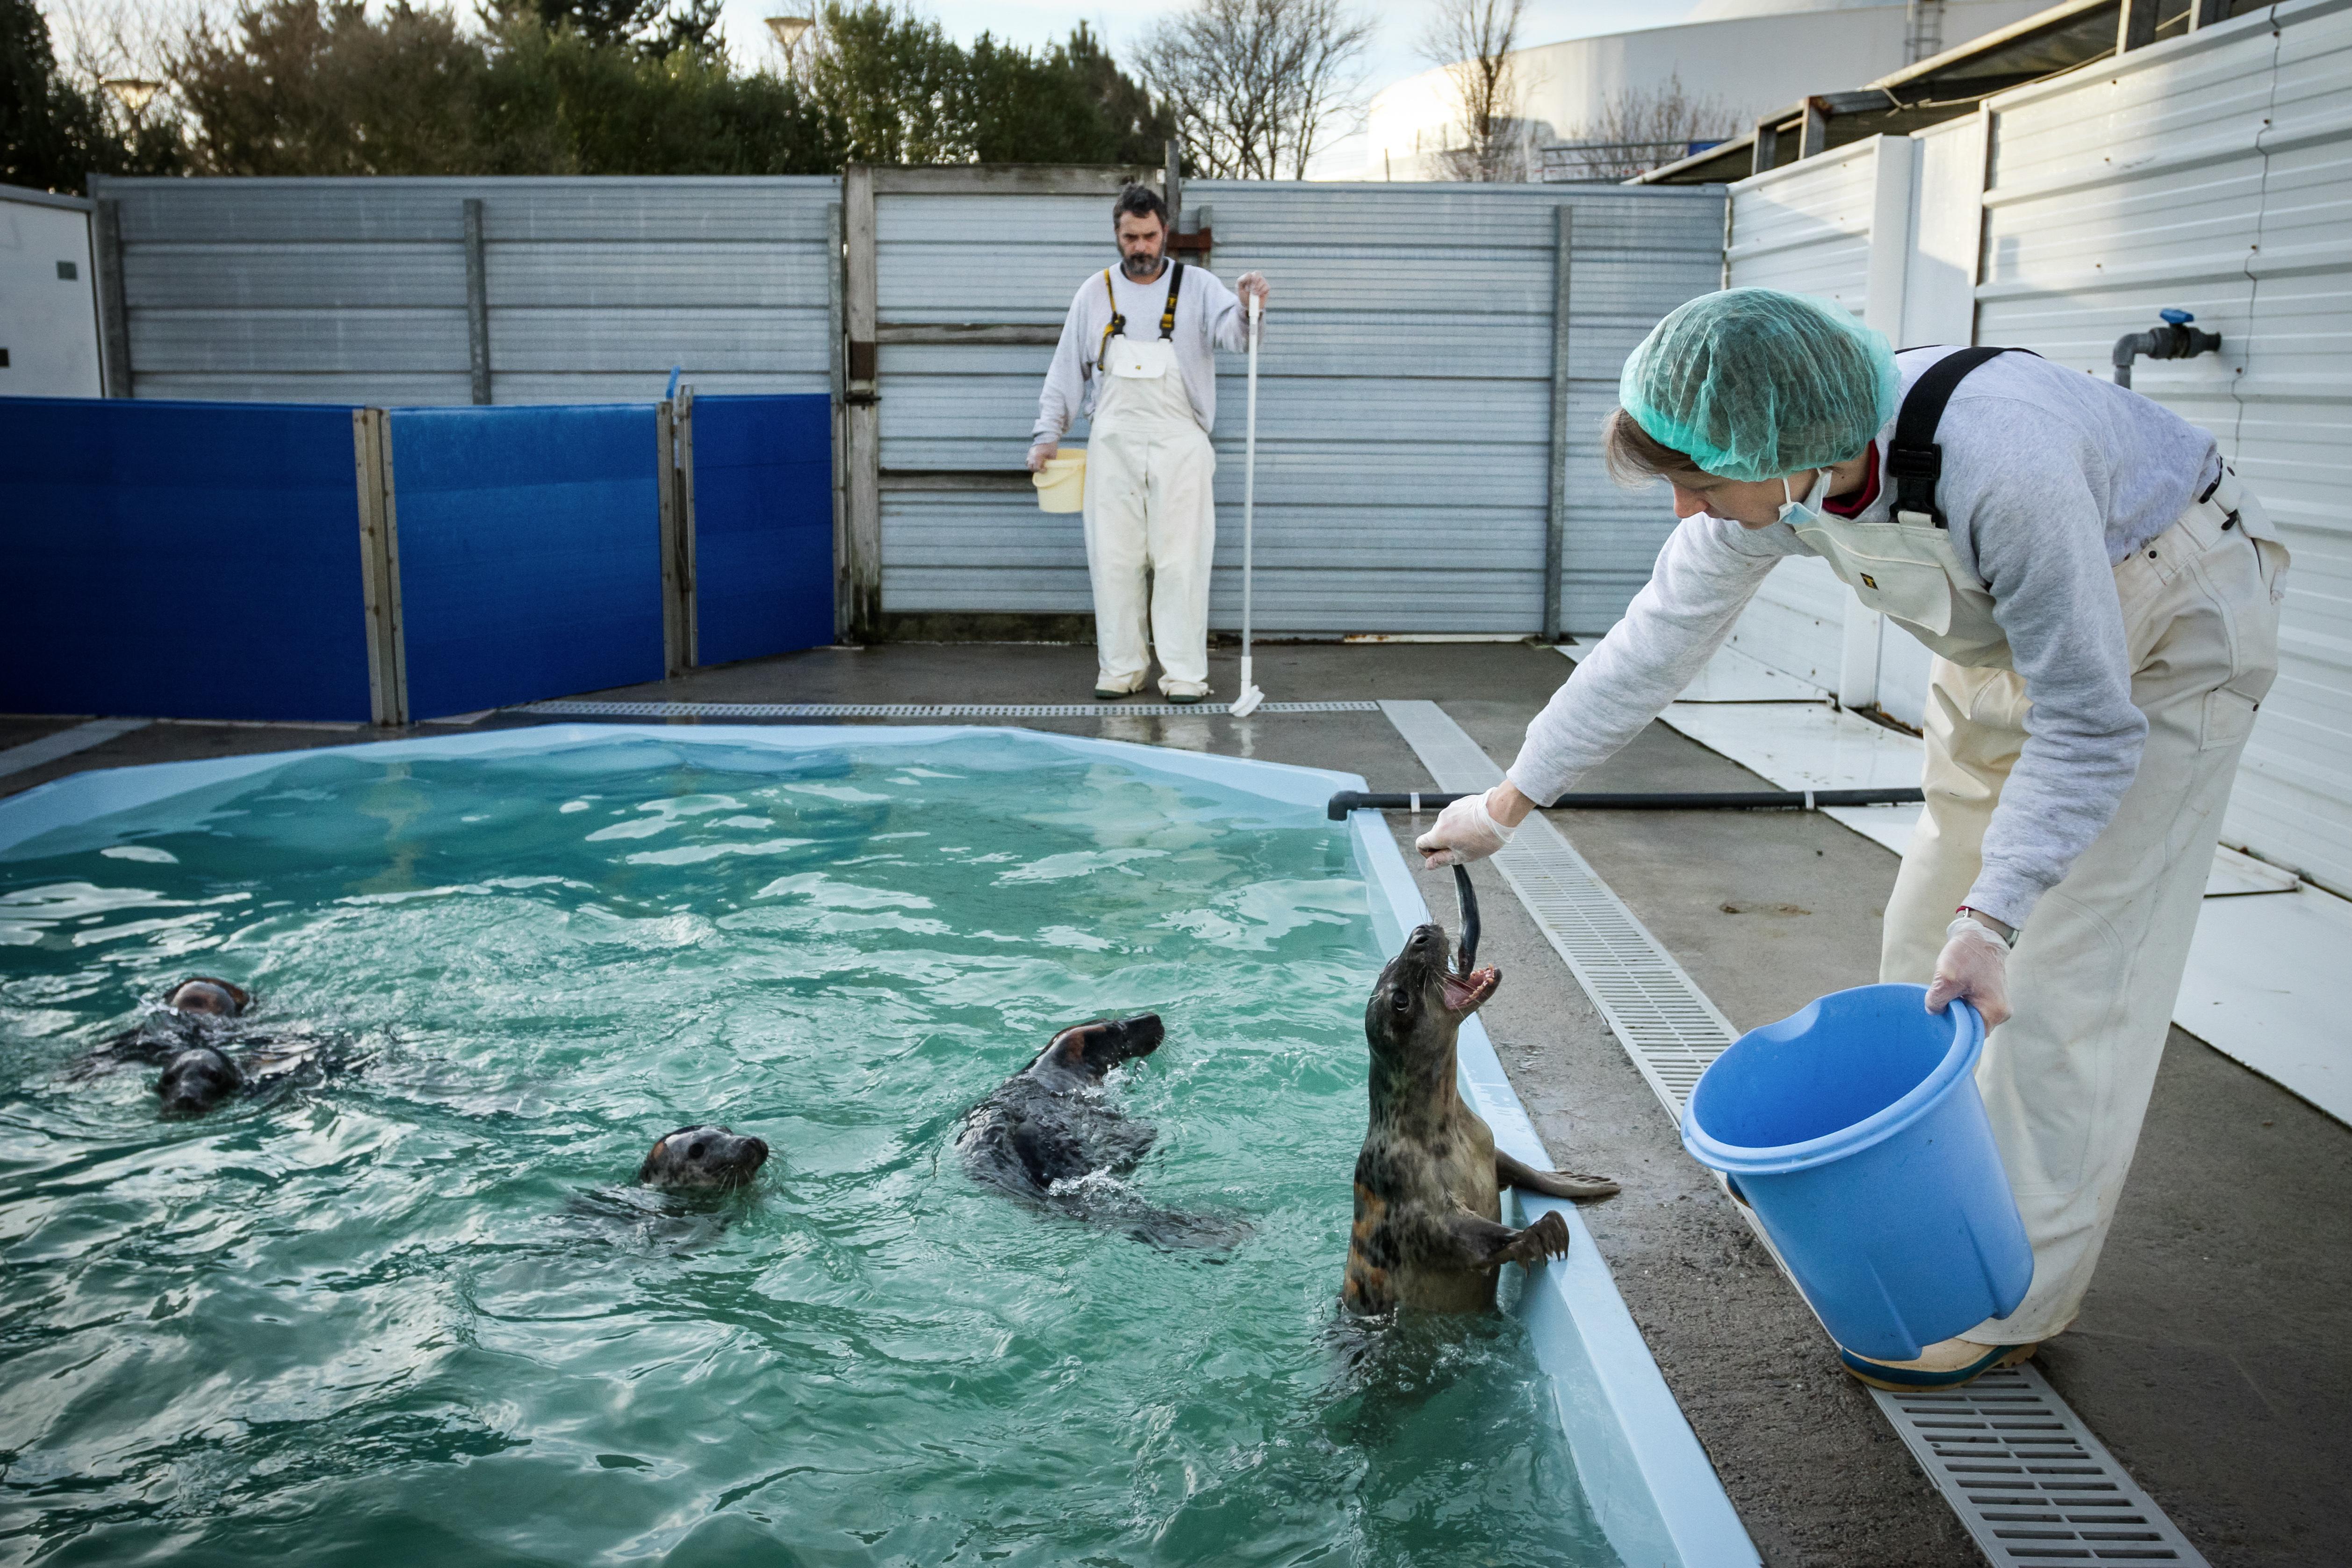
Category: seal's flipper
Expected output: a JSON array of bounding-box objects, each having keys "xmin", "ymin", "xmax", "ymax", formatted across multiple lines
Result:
[
  {"xmin": 1496, "ymin": 1147, "xmax": 1619, "ymax": 1200},
  {"xmin": 1453, "ymin": 864, "xmax": 1480, "ymax": 974},
  {"xmin": 1443, "ymin": 1207, "xmax": 1571, "ymax": 1272}
]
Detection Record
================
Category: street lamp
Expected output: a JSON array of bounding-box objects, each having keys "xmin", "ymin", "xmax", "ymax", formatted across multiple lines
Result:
[
  {"xmin": 102, "ymin": 79, "xmax": 164, "ymax": 113},
  {"xmin": 764, "ymin": 13, "xmax": 813, "ymax": 73}
]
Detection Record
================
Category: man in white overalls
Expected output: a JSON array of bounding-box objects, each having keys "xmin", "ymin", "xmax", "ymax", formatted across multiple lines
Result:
[
  {"xmin": 1030, "ymin": 185, "xmax": 1268, "ymax": 702},
  {"xmin": 1417, "ymin": 288, "xmax": 2287, "ymax": 1391}
]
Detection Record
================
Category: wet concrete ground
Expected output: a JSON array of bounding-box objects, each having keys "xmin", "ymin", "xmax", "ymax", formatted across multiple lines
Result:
[{"xmin": 6, "ymin": 640, "xmax": 2346, "ymax": 1568}]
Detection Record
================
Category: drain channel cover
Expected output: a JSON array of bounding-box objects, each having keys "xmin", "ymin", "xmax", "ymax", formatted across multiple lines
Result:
[
  {"xmin": 514, "ymin": 700, "xmax": 1382, "ymax": 719},
  {"xmin": 1872, "ymin": 1365, "xmax": 2209, "ymax": 1564}
]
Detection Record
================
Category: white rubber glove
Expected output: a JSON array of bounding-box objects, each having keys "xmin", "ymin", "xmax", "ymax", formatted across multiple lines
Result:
[
  {"xmin": 1026, "ymin": 441, "xmax": 1057, "ymax": 473},
  {"xmin": 1925, "ymin": 915, "xmax": 2012, "ymax": 1029},
  {"xmin": 1417, "ymin": 787, "xmax": 1515, "ymax": 869}
]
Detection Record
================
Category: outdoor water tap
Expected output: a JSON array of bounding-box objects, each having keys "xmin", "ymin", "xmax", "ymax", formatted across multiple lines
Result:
[{"xmin": 2112, "ymin": 308, "xmax": 2222, "ymax": 389}]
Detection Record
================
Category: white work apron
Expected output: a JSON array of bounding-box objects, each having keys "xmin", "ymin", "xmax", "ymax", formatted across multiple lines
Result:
[
  {"xmin": 1843, "ymin": 466, "xmax": 2286, "ymax": 1345},
  {"xmin": 1080, "ymin": 328, "xmax": 1216, "ymax": 697}
]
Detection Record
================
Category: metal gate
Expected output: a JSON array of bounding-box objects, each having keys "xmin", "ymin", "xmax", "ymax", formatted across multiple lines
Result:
[{"xmin": 841, "ymin": 166, "xmax": 1726, "ymax": 641}]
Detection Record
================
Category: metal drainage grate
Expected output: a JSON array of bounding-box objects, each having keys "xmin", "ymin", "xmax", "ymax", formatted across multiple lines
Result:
[
  {"xmin": 1873, "ymin": 1365, "xmax": 2209, "ymax": 1565},
  {"xmin": 1374, "ymin": 700, "xmax": 1738, "ymax": 1115},
  {"xmin": 512, "ymin": 699, "xmax": 1384, "ymax": 719}
]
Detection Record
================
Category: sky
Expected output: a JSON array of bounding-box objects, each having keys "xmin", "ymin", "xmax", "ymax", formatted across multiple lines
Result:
[
  {"xmin": 715, "ymin": 0, "xmax": 1705, "ymax": 175},
  {"xmin": 45, "ymin": 0, "xmax": 1705, "ymax": 179}
]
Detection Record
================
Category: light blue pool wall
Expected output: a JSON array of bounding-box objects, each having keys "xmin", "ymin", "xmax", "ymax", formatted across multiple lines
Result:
[{"xmin": 0, "ymin": 724, "xmax": 1759, "ymax": 1568}]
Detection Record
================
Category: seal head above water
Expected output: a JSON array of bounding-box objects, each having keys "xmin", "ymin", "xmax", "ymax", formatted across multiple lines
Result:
[
  {"xmin": 157, "ymin": 1045, "xmax": 243, "ymax": 1117},
  {"xmin": 165, "ymin": 977, "xmax": 251, "ymax": 1019},
  {"xmin": 1343, "ymin": 868, "xmax": 1617, "ymax": 1316},
  {"xmin": 637, "ymin": 1125, "xmax": 770, "ymax": 1191},
  {"xmin": 957, "ymin": 1014, "xmax": 1246, "ymax": 1252}
]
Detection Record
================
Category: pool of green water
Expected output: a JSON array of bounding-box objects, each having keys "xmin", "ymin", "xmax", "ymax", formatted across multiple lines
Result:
[{"xmin": 0, "ymin": 730, "xmax": 1619, "ymax": 1567}]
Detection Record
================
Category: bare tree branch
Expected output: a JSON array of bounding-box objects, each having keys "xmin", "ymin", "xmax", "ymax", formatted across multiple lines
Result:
[
  {"xmin": 1134, "ymin": 0, "xmax": 1369, "ymax": 180},
  {"xmin": 1548, "ymin": 71, "xmax": 1741, "ymax": 182},
  {"xmin": 1417, "ymin": 0, "xmax": 1537, "ymax": 183}
]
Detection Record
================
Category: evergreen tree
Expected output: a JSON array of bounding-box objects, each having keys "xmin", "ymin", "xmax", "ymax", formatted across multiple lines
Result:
[
  {"xmin": 176, "ymin": 1, "xmax": 487, "ymax": 175},
  {"xmin": 1064, "ymin": 22, "xmax": 1173, "ymax": 166}
]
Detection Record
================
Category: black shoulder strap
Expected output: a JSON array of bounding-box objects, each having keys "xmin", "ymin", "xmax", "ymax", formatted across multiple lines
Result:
[
  {"xmin": 1886, "ymin": 346, "xmax": 2038, "ymax": 527},
  {"xmin": 1158, "ymin": 263, "xmax": 1184, "ymax": 338}
]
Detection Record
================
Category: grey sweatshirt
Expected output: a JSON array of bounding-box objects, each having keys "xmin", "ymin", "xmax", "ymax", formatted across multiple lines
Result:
[
  {"xmin": 1032, "ymin": 263, "xmax": 1252, "ymax": 445},
  {"xmin": 1510, "ymin": 347, "xmax": 2222, "ymax": 929}
]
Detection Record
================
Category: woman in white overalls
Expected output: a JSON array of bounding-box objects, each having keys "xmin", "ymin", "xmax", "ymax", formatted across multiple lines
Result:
[{"xmin": 1416, "ymin": 288, "xmax": 2287, "ymax": 1391}]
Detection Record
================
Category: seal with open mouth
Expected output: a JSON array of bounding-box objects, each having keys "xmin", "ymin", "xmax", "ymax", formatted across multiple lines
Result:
[{"xmin": 1343, "ymin": 867, "xmax": 1618, "ymax": 1315}]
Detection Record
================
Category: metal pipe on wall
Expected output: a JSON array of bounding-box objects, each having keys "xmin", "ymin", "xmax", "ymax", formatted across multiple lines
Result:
[
  {"xmin": 841, "ymin": 165, "xmax": 881, "ymax": 641},
  {"xmin": 1542, "ymin": 203, "xmax": 1572, "ymax": 644},
  {"xmin": 827, "ymin": 199, "xmax": 848, "ymax": 644},
  {"xmin": 92, "ymin": 197, "xmax": 130, "ymax": 398},
  {"xmin": 462, "ymin": 198, "xmax": 492, "ymax": 405}
]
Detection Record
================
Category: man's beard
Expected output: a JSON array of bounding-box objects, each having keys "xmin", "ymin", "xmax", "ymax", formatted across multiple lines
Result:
[{"xmin": 1121, "ymin": 249, "xmax": 1164, "ymax": 280}]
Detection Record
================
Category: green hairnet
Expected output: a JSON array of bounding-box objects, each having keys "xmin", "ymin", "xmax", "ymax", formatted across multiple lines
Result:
[{"xmin": 1619, "ymin": 288, "xmax": 1899, "ymax": 482}]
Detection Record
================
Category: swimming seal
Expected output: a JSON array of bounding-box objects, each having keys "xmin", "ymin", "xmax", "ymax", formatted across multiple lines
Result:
[
  {"xmin": 157, "ymin": 1044, "xmax": 243, "ymax": 1117},
  {"xmin": 165, "ymin": 977, "xmax": 251, "ymax": 1019},
  {"xmin": 956, "ymin": 1014, "xmax": 1246, "ymax": 1251},
  {"xmin": 89, "ymin": 976, "xmax": 257, "ymax": 1072},
  {"xmin": 1343, "ymin": 867, "xmax": 1618, "ymax": 1315},
  {"xmin": 637, "ymin": 1125, "xmax": 770, "ymax": 1191}
]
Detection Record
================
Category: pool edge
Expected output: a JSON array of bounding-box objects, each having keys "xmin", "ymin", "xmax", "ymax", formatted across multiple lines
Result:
[
  {"xmin": 1348, "ymin": 808, "xmax": 1761, "ymax": 1568},
  {"xmin": 0, "ymin": 723, "xmax": 1758, "ymax": 1564}
]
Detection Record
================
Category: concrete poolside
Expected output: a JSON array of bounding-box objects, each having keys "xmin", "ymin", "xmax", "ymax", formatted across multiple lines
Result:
[{"xmin": 6, "ymin": 639, "xmax": 2346, "ymax": 1568}]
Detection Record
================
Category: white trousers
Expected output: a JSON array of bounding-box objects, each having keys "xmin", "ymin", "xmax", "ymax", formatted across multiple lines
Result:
[
  {"xmin": 1881, "ymin": 495, "xmax": 2285, "ymax": 1345},
  {"xmin": 1081, "ymin": 360, "xmax": 1216, "ymax": 696}
]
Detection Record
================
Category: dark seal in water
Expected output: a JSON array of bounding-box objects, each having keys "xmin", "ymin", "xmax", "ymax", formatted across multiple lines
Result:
[
  {"xmin": 1343, "ymin": 867, "xmax": 1618, "ymax": 1315},
  {"xmin": 637, "ymin": 1125, "xmax": 770, "ymax": 1191},
  {"xmin": 956, "ymin": 1014, "xmax": 1246, "ymax": 1252}
]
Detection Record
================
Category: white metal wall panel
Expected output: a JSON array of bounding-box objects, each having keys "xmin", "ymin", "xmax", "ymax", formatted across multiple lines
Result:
[
  {"xmin": 1722, "ymin": 141, "xmax": 1891, "ymax": 699},
  {"xmin": 1901, "ymin": 113, "xmax": 1988, "ymax": 351},
  {"xmin": 877, "ymin": 181, "xmax": 1725, "ymax": 635},
  {"xmin": 87, "ymin": 175, "xmax": 838, "ymax": 405},
  {"xmin": 0, "ymin": 189, "xmax": 102, "ymax": 397},
  {"xmin": 1725, "ymin": 143, "xmax": 1883, "ymax": 316},
  {"xmin": 1976, "ymin": 0, "xmax": 2352, "ymax": 894}
]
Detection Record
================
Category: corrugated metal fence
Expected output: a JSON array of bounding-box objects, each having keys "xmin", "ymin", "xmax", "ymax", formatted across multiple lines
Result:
[
  {"xmin": 857, "ymin": 174, "xmax": 1725, "ymax": 638},
  {"xmin": 85, "ymin": 174, "xmax": 837, "ymax": 406},
  {"xmin": 1976, "ymin": 0, "xmax": 2352, "ymax": 897},
  {"xmin": 88, "ymin": 169, "xmax": 1726, "ymax": 643},
  {"xmin": 1718, "ymin": 0, "xmax": 2352, "ymax": 896}
]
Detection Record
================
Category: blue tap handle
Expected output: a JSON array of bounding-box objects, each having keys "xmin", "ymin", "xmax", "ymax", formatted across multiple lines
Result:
[{"xmin": 2159, "ymin": 308, "xmax": 2194, "ymax": 325}]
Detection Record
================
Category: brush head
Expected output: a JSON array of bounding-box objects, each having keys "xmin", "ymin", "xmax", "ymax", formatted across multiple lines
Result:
[{"xmin": 1230, "ymin": 685, "xmax": 1264, "ymax": 719}]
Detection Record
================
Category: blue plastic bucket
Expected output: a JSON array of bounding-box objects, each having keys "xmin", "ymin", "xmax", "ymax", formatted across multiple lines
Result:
[{"xmin": 1680, "ymin": 984, "xmax": 2032, "ymax": 1360}]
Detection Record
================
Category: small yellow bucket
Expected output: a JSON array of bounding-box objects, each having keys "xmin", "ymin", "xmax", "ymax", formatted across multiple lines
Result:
[{"xmin": 1033, "ymin": 449, "xmax": 1086, "ymax": 513}]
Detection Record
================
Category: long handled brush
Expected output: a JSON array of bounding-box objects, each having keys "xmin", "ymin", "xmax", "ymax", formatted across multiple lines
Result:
[{"xmin": 1230, "ymin": 293, "xmax": 1266, "ymax": 719}]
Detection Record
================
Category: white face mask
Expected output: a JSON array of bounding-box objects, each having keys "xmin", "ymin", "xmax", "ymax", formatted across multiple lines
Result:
[{"xmin": 1777, "ymin": 468, "xmax": 1835, "ymax": 528}]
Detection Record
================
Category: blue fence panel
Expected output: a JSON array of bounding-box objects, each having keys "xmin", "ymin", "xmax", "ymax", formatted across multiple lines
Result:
[
  {"xmin": 0, "ymin": 396, "xmax": 371, "ymax": 722},
  {"xmin": 389, "ymin": 404, "xmax": 663, "ymax": 718},
  {"xmin": 690, "ymin": 394, "xmax": 833, "ymax": 665}
]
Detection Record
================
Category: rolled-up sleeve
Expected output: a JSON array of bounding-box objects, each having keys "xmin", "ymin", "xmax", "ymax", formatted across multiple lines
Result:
[{"xmin": 1509, "ymin": 515, "xmax": 1801, "ymax": 804}]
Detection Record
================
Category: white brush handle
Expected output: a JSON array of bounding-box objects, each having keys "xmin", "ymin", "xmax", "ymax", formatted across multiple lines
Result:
[{"xmin": 1243, "ymin": 294, "xmax": 1260, "ymax": 676}]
